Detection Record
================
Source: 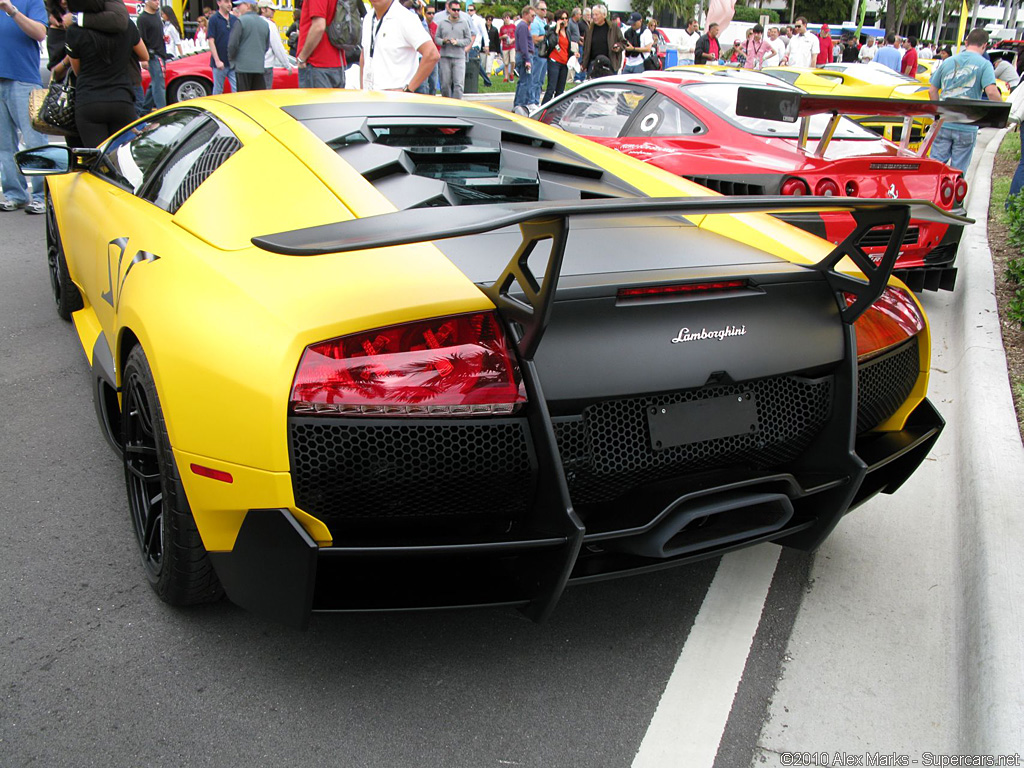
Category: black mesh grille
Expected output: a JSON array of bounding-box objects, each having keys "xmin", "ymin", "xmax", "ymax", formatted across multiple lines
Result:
[
  {"xmin": 289, "ymin": 419, "xmax": 534, "ymax": 526},
  {"xmin": 858, "ymin": 226, "xmax": 920, "ymax": 248},
  {"xmin": 683, "ymin": 176, "xmax": 767, "ymax": 196},
  {"xmin": 856, "ymin": 337, "xmax": 919, "ymax": 433},
  {"xmin": 553, "ymin": 375, "xmax": 833, "ymax": 506}
]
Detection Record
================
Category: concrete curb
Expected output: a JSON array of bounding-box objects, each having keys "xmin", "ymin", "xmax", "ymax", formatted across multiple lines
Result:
[{"xmin": 953, "ymin": 128, "xmax": 1024, "ymax": 751}]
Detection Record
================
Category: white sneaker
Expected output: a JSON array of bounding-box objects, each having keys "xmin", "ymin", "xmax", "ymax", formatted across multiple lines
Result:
[{"xmin": 26, "ymin": 200, "xmax": 45, "ymax": 215}]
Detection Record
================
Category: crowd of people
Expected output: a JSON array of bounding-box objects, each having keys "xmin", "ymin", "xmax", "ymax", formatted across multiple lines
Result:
[{"xmin": 1, "ymin": 0, "xmax": 1021, "ymax": 212}]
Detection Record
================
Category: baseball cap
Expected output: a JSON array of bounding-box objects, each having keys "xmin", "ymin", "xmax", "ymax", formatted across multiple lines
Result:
[
  {"xmin": 628, "ymin": 11, "xmax": 641, "ymax": 23},
  {"xmin": 257, "ymin": 0, "xmax": 272, "ymax": 6},
  {"xmin": 821, "ymin": 23, "xmax": 829, "ymax": 31}
]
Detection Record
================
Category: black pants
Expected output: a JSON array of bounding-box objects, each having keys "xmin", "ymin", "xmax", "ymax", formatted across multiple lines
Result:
[
  {"xmin": 236, "ymin": 71, "xmax": 267, "ymax": 92},
  {"xmin": 75, "ymin": 100, "xmax": 138, "ymax": 148}
]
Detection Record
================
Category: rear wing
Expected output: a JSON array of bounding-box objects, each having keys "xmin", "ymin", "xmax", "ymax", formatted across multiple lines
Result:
[
  {"xmin": 253, "ymin": 195, "xmax": 970, "ymax": 358},
  {"xmin": 736, "ymin": 86, "xmax": 1010, "ymax": 157}
]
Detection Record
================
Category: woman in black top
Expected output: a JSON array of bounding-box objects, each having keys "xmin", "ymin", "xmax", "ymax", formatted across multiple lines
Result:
[{"xmin": 65, "ymin": 0, "xmax": 149, "ymax": 147}]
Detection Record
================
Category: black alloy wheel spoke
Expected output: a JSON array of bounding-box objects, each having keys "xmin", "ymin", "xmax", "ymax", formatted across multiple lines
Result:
[{"xmin": 123, "ymin": 370, "xmax": 164, "ymax": 575}]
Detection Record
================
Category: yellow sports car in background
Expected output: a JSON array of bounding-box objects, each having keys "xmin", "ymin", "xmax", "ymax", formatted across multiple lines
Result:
[
  {"xmin": 18, "ymin": 90, "xmax": 960, "ymax": 627},
  {"xmin": 768, "ymin": 63, "xmax": 932, "ymax": 145}
]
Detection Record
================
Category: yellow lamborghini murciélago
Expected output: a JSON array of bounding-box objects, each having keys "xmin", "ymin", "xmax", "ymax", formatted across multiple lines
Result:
[{"xmin": 18, "ymin": 89, "xmax": 960, "ymax": 627}]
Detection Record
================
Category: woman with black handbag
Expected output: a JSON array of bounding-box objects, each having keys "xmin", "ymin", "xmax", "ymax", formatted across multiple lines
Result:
[
  {"xmin": 43, "ymin": 0, "xmax": 83, "ymax": 146},
  {"xmin": 65, "ymin": 0, "xmax": 148, "ymax": 147}
]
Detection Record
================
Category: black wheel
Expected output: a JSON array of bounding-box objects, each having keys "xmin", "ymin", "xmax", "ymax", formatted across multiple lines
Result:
[
  {"xmin": 167, "ymin": 76, "xmax": 210, "ymax": 103},
  {"xmin": 46, "ymin": 194, "xmax": 83, "ymax": 322},
  {"xmin": 121, "ymin": 345, "xmax": 223, "ymax": 605}
]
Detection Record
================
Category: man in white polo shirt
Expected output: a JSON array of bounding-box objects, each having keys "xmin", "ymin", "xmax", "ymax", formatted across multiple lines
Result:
[{"xmin": 360, "ymin": 0, "xmax": 439, "ymax": 92}]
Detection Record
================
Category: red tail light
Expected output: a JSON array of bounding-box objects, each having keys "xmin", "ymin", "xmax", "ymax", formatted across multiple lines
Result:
[
  {"xmin": 850, "ymin": 287, "xmax": 925, "ymax": 361},
  {"xmin": 781, "ymin": 178, "xmax": 809, "ymax": 196},
  {"xmin": 617, "ymin": 280, "xmax": 747, "ymax": 300},
  {"xmin": 939, "ymin": 178, "xmax": 954, "ymax": 204},
  {"xmin": 954, "ymin": 177, "xmax": 968, "ymax": 203},
  {"xmin": 290, "ymin": 312, "xmax": 527, "ymax": 416},
  {"xmin": 815, "ymin": 178, "xmax": 841, "ymax": 197}
]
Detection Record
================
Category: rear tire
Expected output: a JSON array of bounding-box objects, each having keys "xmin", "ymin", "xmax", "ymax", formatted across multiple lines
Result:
[
  {"xmin": 46, "ymin": 195, "xmax": 83, "ymax": 322},
  {"xmin": 121, "ymin": 345, "xmax": 223, "ymax": 606},
  {"xmin": 168, "ymin": 76, "xmax": 211, "ymax": 103}
]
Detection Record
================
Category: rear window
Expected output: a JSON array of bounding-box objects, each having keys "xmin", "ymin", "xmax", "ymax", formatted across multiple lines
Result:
[{"xmin": 683, "ymin": 82, "xmax": 882, "ymax": 141}]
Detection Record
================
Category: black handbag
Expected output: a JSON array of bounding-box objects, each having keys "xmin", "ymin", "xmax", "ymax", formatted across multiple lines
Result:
[{"xmin": 39, "ymin": 78, "xmax": 76, "ymax": 133}]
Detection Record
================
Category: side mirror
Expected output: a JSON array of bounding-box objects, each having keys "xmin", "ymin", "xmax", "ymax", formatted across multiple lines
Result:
[
  {"xmin": 15, "ymin": 145, "xmax": 99, "ymax": 175},
  {"xmin": 16, "ymin": 145, "xmax": 72, "ymax": 175}
]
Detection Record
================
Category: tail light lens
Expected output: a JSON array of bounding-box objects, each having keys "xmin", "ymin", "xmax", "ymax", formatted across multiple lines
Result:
[
  {"xmin": 850, "ymin": 287, "xmax": 925, "ymax": 362},
  {"xmin": 939, "ymin": 178, "xmax": 954, "ymax": 204},
  {"xmin": 845, "ymin": 180, "xmax": 859, "ymax": 197},
  {"xmin": 815, "ymin": 178, "xmax": 841, "ymax": 197},
  {"xmin": 954, "ymin": 177, "xmax": 968, "ymax": 203},
  {"xmin": 781, "ymin": 178, "xmax": 809, "ymax": 196},
  {"xmin": 290, "ymin": 312, "xmax": 527, "ymax": 416}
]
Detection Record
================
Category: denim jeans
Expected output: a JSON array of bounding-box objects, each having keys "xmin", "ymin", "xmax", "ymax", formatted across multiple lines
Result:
[
  {"xmin": 929, "ymin": 126, "xmax": 977, "ymax": 173},
  {"xmin": 622, "ymin": 62, "xmax": 645, "ymax": 74},
  {"xmin": 513, "ymin": 55, "xmax": 533, "ymax": 108},
  {"xmin": 416, "ymin": 62, "xmax": 440, "ymax": 95},
  {"xmin": 143, "ymin": 56, "xmax": 166, "ymax": 110},
  {"xmin": 1009, "ymin": 128, "xmax": 1024, "ymax": 201},
  {"xmin": 0, "ymin": 79, "xmax": 47, "ymax": 206},
  {"xmin": 212, "ymin": 64, "xmax": 237, "ymax": 94},
  {"xmin": 298, "ymin": 65, "xmax": 344, "ymax": 88},
  {"xmin": 529, "ymin": 53, "xmax": 547, "ymax": 104}
]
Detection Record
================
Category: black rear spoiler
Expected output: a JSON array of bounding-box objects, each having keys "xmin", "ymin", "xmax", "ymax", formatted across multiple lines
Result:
[
  {"xmin": 735, "ymin": 86, "xmax": 1009, "ymax": 156},
  {"xmin": 736, "ymin": 86, "xmax": 1011, "ymax": 127},
  {"xmin": 253, "ymin": 195, "xmax": 969, "ymax": 355}
]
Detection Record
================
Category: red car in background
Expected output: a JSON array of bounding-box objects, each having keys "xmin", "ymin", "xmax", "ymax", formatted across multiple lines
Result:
[
  {"xmin": 534, "ymin": 70, "xmax": 1006, "ymax": 291},
  {"xmin": 141, "ymin": 51, "xmax": 299, "ymax": 104}
]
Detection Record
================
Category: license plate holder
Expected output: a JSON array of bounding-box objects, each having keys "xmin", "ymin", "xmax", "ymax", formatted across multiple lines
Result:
[{"xmin": 647, "ymin": 393, "xmax": 757, "ymax": 450}]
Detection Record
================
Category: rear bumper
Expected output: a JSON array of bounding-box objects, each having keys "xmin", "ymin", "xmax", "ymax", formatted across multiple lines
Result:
[{"xmin": 207, "ymin": 398, "xmax": 943, "ymax": 628}]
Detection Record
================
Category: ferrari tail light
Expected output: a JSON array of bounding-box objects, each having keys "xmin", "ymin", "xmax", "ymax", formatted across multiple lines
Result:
[
  {"xmin": 845, "ymin": 180, "xmax": 859, "ymax": 197},
  {"xmin": 850, "ymin": 287, "xmax": 925, "ymax": 362},
  {"xmin": 815, "ymin": 178, "xmax": 841, "ymax": 197},
  {"xmin": 781, "ymin": 178, "xmax": 809, "ymax": 196},
  {"xmin": 954, "ymin": 177, "xmax": 968, "ymax": 203},
  {"xmin": 939, "ymin": 178, "xmax": 954, "ymax": 204},
  {"xmin": 290, "ymin": 312, "xmax": 527, "ymax": 416}
]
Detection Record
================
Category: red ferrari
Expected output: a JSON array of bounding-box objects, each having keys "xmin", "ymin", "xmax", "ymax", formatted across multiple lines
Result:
[
  {"xmin": 534, "ymin": 69, "xmax": 1005, "ymax": 291},
  {"xmin": 141, "ymin": 51, "xmax": 299, "ymax": 104}
]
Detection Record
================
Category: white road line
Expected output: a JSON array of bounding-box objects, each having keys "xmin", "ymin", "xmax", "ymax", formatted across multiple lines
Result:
[{"xmin": 632, "ymin": 544, "xmax": 782, "ymax": 768}]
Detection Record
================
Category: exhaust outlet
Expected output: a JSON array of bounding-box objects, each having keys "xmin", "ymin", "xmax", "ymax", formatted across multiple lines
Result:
[{"xmin": 611, "ymin": 491, "xmax": 794, "ymax": 559}]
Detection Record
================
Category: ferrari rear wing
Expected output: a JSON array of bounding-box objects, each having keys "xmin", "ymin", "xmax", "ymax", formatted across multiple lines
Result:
[
  {"xmin": 253, "ymin": 195, "xmax": 969, "ymax": 353},
  {"xmin": 735, "ymin": 85, "xmax": 1010, "ymax": 156}
]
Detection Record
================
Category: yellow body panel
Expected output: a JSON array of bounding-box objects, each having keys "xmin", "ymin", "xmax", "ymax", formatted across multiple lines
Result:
[{"xmin": 48, "ymin": 89, "xmax": 934, "ymax": 551}]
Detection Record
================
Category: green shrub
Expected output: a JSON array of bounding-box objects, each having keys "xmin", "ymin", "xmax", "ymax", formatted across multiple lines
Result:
[
  {"xmin": 1008, "ymin": 193, "xmax": 1024, "ymax": 250},
  {"xmin": 1007, "ymin": 257, "xmax": 1024, "ymax": 285},
  {"xmin": 1008, "ymin": 287, "xmax": 1024, "ymax": 328},
  {"xmin": 733, "ymin": 5, "xmax": 779, "ymax": 22}
]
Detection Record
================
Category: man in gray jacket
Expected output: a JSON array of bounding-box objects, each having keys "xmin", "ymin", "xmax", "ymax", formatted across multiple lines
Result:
[
  {"xmin": 434, "ymin": 0, "xmax": 471, "ymax": 98},
  {"xmin": 228, "ymin": 0, "xmax": 269, "ymax": 91}
]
